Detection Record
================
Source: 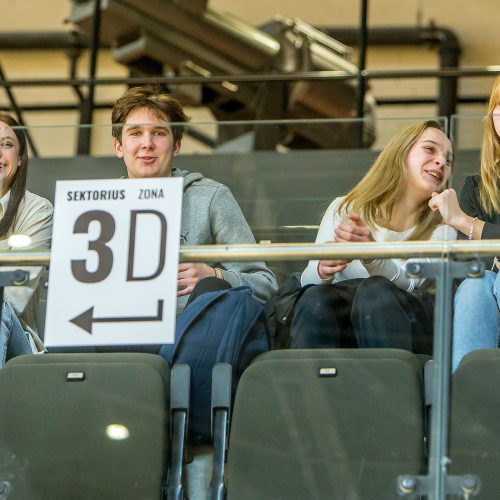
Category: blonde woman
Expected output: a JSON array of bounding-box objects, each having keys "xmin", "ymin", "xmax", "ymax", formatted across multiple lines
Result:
[
  {"xmin": 429, "ymin": 76, "xmax": 500, "ymax": 371},
  {"xmin": 291, "ymin": 120, "xmax": 455, "ymax": 353}
]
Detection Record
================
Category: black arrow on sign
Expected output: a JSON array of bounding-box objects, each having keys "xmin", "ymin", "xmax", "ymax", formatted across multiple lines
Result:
[{"xmin": 70, "ymin": 300, "xmax": 164, "ymax": 334}]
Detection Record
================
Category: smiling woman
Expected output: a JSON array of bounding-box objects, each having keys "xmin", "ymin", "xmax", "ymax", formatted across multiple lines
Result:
[
  {"xmin": 428, "ymin": 76, "xmax": 500, "ymax": 371},
  {"xmin": 290, "ymin": 120, "xmax": 456, "ymax": 354},
  {"xmin": 0, "ymin": 128, "xmax": 20, "ymax": 196},
  {"xmin": 0, "ymin": 112, "xmax": 53, "ymax": 367}
]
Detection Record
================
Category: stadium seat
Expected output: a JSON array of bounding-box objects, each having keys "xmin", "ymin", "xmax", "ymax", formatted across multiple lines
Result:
[{"xmin": 224, "ymin": 348, "xmax": 426, "ymax": 499}]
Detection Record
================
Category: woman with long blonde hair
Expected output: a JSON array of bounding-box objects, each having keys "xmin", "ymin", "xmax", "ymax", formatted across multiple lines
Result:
[
  {"xmin": 429, "ymin": 76, "xmax": 500, "ymax": 371},
  {"xmin": 291, "ymin": 120, "xmax": 455, "ymax": 352}
]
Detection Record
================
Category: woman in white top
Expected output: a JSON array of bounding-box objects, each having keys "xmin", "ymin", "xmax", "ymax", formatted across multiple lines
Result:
[
  {"xmin": 0, "ymin": 112, "xmax": 53, "ymax": 367},
  {"xmin": 291, "ymin": 120, "xmax": 456, "ymax": 353}
]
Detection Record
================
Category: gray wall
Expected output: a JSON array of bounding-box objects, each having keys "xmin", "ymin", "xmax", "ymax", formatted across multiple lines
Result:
[
  {"xmin": 28, "ymin": 148, "xmax": 478, "ymax": 229},
  {"xmin": 27, "ymin": 148, "xmax": 479, "ymax": 279}
]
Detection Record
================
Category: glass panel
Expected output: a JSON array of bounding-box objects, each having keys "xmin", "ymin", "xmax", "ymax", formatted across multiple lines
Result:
[
  {"xmin": 445, "ymin": 113, "xmax": 497, "ymax": 500},
  {"xmin": 2, "ymin": 114, "xmax": 493, "ymax": 498}
]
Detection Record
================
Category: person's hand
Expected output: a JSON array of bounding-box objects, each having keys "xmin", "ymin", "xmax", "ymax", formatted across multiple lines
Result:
[
  {"xmin": 177, "ymin": 262, "xmax": 215, "ymax": 296},
  {"xmin": 334, "ymin": 213, "xmax": 375, "ymax": 264},
  {"xmin": 317, "ymin": 215, "xmax": 372, "ymax": 279},
  {"xmin": 334, "ymin": 214, "xmax": 374, "ymax": 243},
  {"xmin": 428, "ymin": 189, "xmax": 464, "ymax": 227},
  {"xmin": 317, "ymin": 255, "xmax": 349, "ymax": 280}
]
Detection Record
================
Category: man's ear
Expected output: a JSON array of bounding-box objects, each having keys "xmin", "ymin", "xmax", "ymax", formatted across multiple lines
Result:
[
  {"xmin": 173, "ymin": 140, "xmax": 181, "ymax": 156},
  {"xmin": 113, "ymin": 137, "xmax": 123, "ymax": 158}
]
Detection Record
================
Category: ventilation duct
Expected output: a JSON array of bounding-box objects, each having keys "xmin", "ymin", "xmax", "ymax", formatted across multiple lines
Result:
[{"xmin": 70, "ymin": 0, "xmax": 376, "ymax": 149}]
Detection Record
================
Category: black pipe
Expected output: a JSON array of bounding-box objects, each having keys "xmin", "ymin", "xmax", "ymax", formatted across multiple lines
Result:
[
  {"xmin": 3, "ymin": 67, "xmax": 490, "ymax": 87},
  {"xmin": 356, "ymin": 0, "xmax": 369, "ymax": 147},
  {"xmin": 0, "ymin": 95, "xmax": 490, "ymax": 114},
  {"xmin": 2, "ymin": 66, "xmax": 498, "ymax": 88},
  {"xmin": 319, "ymin": 24, "xmax": 462, "ymax": 118},
  {"xmin": 77, "ymin": 0, "xmax": 102, "ymax": 155},
  {"xmin": 319, "ymin": 26, "xmax": 457, "ymax": 47},
  {"xmin": 433, "ymin": 25, "xmax": 462, "ymax": 118},
  {"xmin": 1, "ymin": 30, "xmax": 89, "ymax": 120},
  {"xmin": 1, "ymin": 103, "xmax": 113, "ymax": 112},
  {"xmin": 0, "ymin": 31, "xmax": 90, "ymax": 50},
  {"xmin": 0, "ymin": 31, "xmax": 89, "ymax": 106},
  {"xmin": 68, "ymin": 44, "xmax": 85, "ymax": 103}
]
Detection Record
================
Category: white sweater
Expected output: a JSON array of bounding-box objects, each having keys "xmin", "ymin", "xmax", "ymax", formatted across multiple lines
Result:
[
  {"xmin": 0, "ymin": 189, "xmax": 53, "ymax": 351},
  {"xmin": 301, "ymin": 197, "xmax": 457, "ymax": 292}
]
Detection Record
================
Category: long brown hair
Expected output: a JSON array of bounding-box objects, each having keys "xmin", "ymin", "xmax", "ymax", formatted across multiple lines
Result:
[
  {"xmin": 0, "ymin": 113, "xmax": 28, "ymax": 238},
  {"xmin": 479, "ymin": 76, "xmax": 500, "ymax": 214},
  {"xmin": 338, "ymin": 120, "xmax": 448, "ymax": 241}
]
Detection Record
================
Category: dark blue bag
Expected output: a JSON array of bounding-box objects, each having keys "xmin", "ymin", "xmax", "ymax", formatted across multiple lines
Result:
[{"xmin": 159, "ymin": 286, "xmax": 269, "ymax": 443}]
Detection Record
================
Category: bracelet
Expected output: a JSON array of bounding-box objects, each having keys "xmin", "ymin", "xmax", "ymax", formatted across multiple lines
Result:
[
  {"xmin": 468, "ymin": 217, "xmax": 478, "ymax": 240},
  {"xmin": 320, "ymin": 272, "xmax": 335, "ymax": 280},
  {"xmin": 214, "ymin": 267, "xmax": 223, "ymax": 279}
]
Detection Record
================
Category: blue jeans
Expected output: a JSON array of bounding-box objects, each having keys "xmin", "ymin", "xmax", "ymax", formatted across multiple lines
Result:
[
  {"xmin": 452, "ymin": 270, "xmax": 500, "ymax": 372},
  {"xmin": 0, "ymin": 299, "xmax": 33, "ymax": 368}
]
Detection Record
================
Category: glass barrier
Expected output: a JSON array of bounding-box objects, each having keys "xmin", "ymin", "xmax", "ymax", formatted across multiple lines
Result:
[
  {"xmin": 0, "ymin": 114, "xmax": 497, "ymax": 499},
  {"xmin": 20, "ymin": 116, "xmax": 449, "ymax": 279},
  {"xmin": 445, "ymin": 113, "xmax": 499, "ymax": 500}
]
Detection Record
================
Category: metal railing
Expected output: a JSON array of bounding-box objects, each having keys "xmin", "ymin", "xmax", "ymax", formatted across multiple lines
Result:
[
  {"xmin": 1, "ymin": 66, "xmax": 500, "ymax": 88},
  {"xmin": 3, "ymin": 239, "xmax": 498, "ymax": 499},
  {"xmin": 2, "ymin": 238, "xmax": 498, "ymax": 264}
]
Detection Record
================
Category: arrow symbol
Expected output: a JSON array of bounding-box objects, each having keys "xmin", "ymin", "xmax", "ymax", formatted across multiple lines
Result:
[{"xmin": 70, "ymin": 300, "xmax": 164, "ymax": 334}]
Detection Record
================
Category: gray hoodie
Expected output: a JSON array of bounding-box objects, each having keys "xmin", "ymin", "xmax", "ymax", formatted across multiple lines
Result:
[{"xmin": 172, "ymin": 168, "xmax": 278, "ymax": 311}]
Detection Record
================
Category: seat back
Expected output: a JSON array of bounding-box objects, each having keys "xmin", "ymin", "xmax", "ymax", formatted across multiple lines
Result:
[
  {"xmin": 0, "ymin": 353, "xmax": 170, "ymax": 500},
  {"xmin": 226, "ymin": 349, "xmax": 426, "ymax": 500},
  {"xmin": 449, "ymin": 349, "xmax": 500, "ymax": 499}
]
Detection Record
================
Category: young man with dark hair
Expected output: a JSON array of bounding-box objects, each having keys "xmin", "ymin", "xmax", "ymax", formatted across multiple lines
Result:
[{"xmin": 112, "ymin": 85, "xmax": 277, "ymax": 311}]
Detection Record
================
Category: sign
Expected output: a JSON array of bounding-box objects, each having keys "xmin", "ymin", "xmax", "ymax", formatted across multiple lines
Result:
[{"xmin": 44, "ymin": 177, "xmax": 183, "ymax": 347}]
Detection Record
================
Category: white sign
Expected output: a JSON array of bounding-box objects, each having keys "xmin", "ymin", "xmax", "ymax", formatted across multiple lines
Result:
[{"xmin": 44, "ymin": 177, "xmax": 183, "ymax": 347}]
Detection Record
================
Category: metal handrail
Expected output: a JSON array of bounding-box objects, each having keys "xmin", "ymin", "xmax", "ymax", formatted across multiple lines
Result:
[
  {"xmin": 0, "ymin": 67, "xmax": 500, "ymax": 88},
  {"xmin": 3, "ymin": 239, "xmax": 500, "ymax": 266},
  {"xmin": 3, "ymin": 237, "xmax": 492, "ymax": 499}
]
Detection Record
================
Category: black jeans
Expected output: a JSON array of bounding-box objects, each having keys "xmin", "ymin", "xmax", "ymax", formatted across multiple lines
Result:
[{"xmin": 290, "ymin": 276, "xmax": 434, "ymax": 355}]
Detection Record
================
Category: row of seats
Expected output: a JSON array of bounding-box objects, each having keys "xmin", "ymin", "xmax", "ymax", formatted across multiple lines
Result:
[{"xmin": 0, "ymin": 348, "xmax": 497, "ymax": 499}]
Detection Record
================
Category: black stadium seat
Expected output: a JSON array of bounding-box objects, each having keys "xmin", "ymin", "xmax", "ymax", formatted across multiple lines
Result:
[
  {"xmin": 449, "ymin": 349, "xmax": 500, "ymax": 499},
  {"xmin": 224, "ymin": 349, "xmax": 426, "ymax": 499}
]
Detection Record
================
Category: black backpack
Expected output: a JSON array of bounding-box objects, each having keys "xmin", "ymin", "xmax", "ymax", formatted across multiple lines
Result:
[{"xmin": 264, "ymin": 272, "xmax": 311, "ymax": 349}]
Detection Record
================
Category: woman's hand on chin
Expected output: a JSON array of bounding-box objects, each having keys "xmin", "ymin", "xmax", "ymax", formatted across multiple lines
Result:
[{"xmin": 428, "ymin": 189, "xmax": 464, "ymax": 227}]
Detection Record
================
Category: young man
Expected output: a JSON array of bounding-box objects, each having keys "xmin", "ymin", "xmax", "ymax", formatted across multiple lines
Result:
[{"xmin": 112, "ymin": 85, "xmax": 278, "ymax": 312}]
